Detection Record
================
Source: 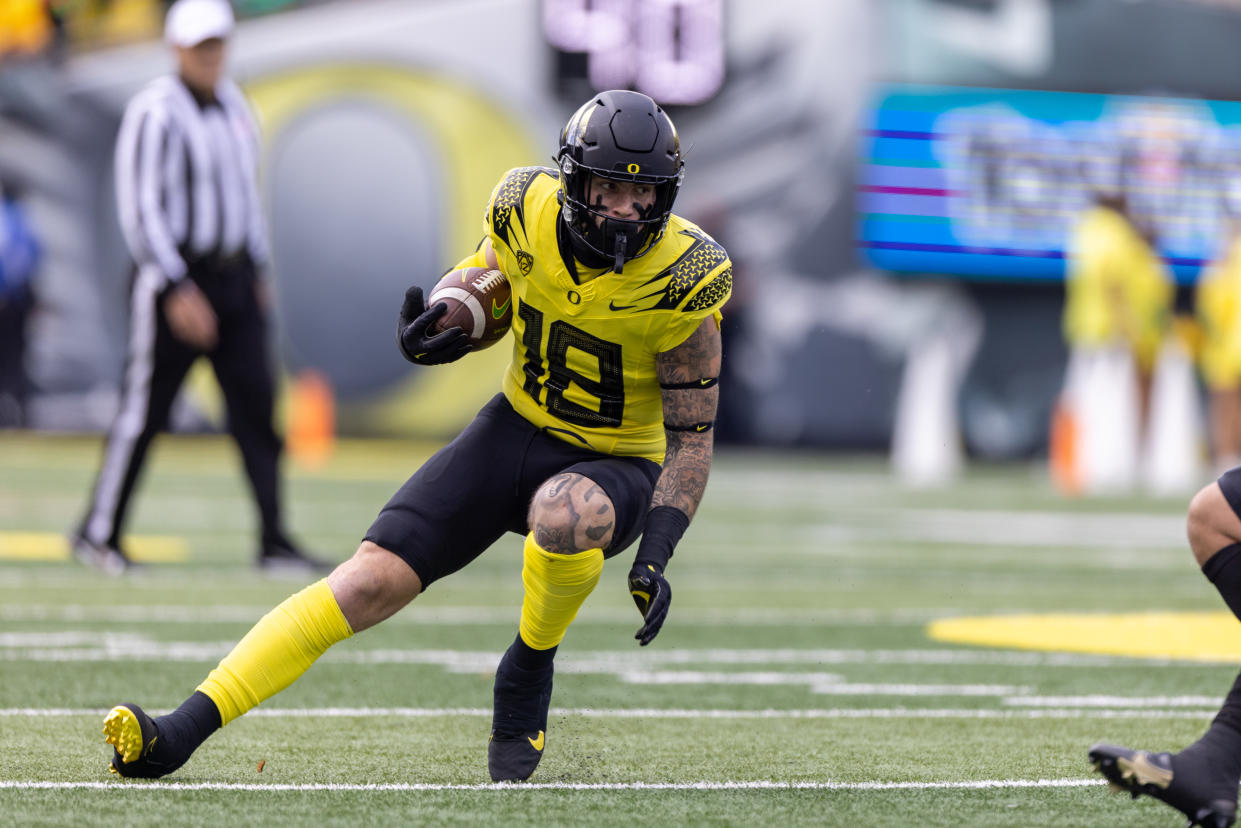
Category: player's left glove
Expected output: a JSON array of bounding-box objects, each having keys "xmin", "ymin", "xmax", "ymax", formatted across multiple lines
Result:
[
  {"xmin": 397, "ymin": 285, "xmax": 470, "ymax": 365},
  {"xmin": 628, "ymin": 562, "xmax": 671, "ymax": 646},
  {"xmin": 627, "ymin": 506, "xmax": 689, "ymax": 646}
]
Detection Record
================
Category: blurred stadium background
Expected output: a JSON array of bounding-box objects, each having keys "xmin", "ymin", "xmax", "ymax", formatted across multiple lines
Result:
[
  {"xmin": 9, "ymin": 1, "xmax": 1241, "ymax": 824},
  {"xmin": 3, "ymin": 0, "xmax": 1239, "ymax": 462},
  {"xmin": 6, "ymin": 0, "xmax": 1241, "ymax": 474}
]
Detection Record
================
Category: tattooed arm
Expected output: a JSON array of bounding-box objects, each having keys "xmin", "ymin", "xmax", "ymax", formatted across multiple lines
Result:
[
  {"xmin": 652, "ymin": 316, "xmax": 722, "ymax": 518},
  {"xmin": 627, "ymin": 316, "xmax": 722, "ymax": 645}
]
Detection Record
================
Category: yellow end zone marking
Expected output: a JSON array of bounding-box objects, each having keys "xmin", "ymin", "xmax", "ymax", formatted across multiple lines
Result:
[
  {"xmin": 0, "ymin": 533, "xmax": 189, "ymax": 563},
  {"xmin": 928, "ymin": 612, "xmax": 1241, "ymax": 661}
]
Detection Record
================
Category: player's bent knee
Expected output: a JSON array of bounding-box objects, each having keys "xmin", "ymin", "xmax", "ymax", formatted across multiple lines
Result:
[
  {"xmin": 327, "ymin": 541, "xmax": 423, "ymax": 632},
  {"xmin": 528, "ymin": 475, "xmax": 616, "ymax": 554}
]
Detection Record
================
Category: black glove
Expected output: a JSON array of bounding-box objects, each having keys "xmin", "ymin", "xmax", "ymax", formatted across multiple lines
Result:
[
  {"xmin": 396, "ymin": 285, "xmax": 470, "ymax": 365},
  {"xmin": 628, "ymin": 562, "xmax": 671, "ymax": 646}
]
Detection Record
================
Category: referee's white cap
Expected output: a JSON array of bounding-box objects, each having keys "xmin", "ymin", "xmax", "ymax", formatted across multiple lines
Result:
[{"xmin": 165, "ymin": 0, "xmax": 235, "ymax": 47}]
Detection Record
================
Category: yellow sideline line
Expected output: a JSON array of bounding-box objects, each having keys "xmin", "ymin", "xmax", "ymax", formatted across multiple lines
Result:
[{"xmin": 0, "ymin": 533, "xmax": 189, "ymax": 563}]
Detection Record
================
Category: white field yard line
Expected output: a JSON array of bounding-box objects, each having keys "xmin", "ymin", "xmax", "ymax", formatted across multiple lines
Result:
[
  {"xmin": 702, "ymin": 483, "xmax": 1186, "ymax": 547},
  {"xmin": 616, "ymin": 672, "xmax": 1032, "ymax": 696},
  {"xmin": 797, "ymin": 508, "xmax": 1185, "ymax": 550},
  {"xmin": 0, "ymin": 605, "xmax": 969, "ymax": 625},
  {"xmin": 0, "ymin": 638, "xmax": 1222, "ymax": 668},
  {"xmin": 1004, "ymin": 695, "xmax": 1227, "ymax": 707},
  {"xmin": 0, "ymin": 707, "xmax": 1218, "ymax": 719},
  {"xmin": 0, "ymin": 779, "xmax": 1104, "ymax": 792},
  {"xmin": 0, "ymin": 507, "xmax": 1189, "ymax": 568}
]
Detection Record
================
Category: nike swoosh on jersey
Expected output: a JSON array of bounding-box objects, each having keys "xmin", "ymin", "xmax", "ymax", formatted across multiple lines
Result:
[
  {"xmin": 528, "ymin": 731, "xmax": 545, "ymax": 751},
  {"xmin": 609, "ymin": 300, "xmax": 637, "ymax": 311}
]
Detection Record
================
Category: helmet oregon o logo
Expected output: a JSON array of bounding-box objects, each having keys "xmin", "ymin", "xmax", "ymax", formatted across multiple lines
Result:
[{"xmin": 627, "ymin": 162, "xmax": 641, "ymax": 174}]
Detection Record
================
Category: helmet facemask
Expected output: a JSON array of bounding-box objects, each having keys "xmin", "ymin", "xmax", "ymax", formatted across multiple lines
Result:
[{"xmin": 559, "ymin": 155, "xmax": 682, "ymax": 272}]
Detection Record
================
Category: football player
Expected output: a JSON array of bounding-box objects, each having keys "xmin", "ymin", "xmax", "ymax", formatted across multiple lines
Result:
[
  {"xmin": 100, "ymin": 89, "xmax": 731, "ymax": 783},
  {"xmin": 1089, "ymin": 470, "xmax": 1241, "ymax": 827}
]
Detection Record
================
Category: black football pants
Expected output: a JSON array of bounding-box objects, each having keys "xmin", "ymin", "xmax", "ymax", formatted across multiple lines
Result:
[{"xmin": 80, "ymin": 255, "xmax": 284, "ymax": 551}]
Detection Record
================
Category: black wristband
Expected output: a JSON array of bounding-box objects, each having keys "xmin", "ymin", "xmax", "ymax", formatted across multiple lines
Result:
[
  {"xmin": 634, "ymin": 505, "xmax": 690, "ymax": 572},
  {"xmin": 659, "ymin": 377, "xmax": 718, "ymax": 390},
  {"xmin": 664, "ymin": 421, "xmax": 714, "ymax": 433}
]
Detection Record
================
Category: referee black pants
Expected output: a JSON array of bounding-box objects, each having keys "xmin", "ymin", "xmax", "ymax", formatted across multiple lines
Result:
[{"xmin": 80, "ymin": 255, "xmax": 285, "ymax": 552}]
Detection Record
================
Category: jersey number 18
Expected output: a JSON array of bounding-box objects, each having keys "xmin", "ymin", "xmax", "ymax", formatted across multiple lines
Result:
[{"xmin": 518, "ymin": 300, "xmax": 625, "ymax": 429}]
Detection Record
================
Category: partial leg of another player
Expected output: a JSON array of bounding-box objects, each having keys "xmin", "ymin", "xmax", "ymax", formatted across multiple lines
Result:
[
  {"xmin": 1090, "ymin": 471, "xmax": 1241, "ymax": 827},
  {"xmin": 489, "ymin": 472, "xmax": 614, "ymax": 782},
  {"xmin": 104, "ymin": 542, "xmax": 421, "ymax": 778}
]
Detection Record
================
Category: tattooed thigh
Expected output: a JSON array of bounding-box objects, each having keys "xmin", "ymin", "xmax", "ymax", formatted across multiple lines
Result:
[{"xmin": 528, "ymin": 472, "xmax": 616, "ymax": 554}]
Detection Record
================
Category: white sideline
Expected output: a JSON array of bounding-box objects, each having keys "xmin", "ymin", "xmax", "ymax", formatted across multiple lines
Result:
[
  {"xmin": 0, "ymin": 706, "xmax": 1217, "ymax": 719},
  {"xmin": 0, "ymin": 779, "xmax": 1103, "ymax": 792}
]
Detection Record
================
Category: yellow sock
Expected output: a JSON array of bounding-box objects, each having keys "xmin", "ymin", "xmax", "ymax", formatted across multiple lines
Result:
[
  {"xmin": 518, "ymin": 534, "xmax": 604, "ymax": 650},
  {"xmin": 197, "ymin": 578, "xmax": 353, "ymax": 725}
]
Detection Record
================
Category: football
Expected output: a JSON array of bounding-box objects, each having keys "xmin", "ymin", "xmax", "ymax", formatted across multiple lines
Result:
[{"xmin": 426, "ymin": 266, "xmax": 513, "ymax": 350}]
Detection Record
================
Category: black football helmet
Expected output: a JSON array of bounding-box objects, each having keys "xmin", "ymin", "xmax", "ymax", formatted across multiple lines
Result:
[{"xmin": 556, "ymin": 90, "xmax": 683, "ymax": 272}]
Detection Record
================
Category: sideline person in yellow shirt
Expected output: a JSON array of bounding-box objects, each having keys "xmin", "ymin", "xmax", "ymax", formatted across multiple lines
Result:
[
  {"xmin": 0, "ymin": 0, "xmax": 53, "ymax": 56},
  {"xmin": 1063, "ymin": 194, "xmax": 1173, "ymax": 430},
  {"xmin": 1197, "ymin": 220, "xmax": 1241, "ymax": 471}
]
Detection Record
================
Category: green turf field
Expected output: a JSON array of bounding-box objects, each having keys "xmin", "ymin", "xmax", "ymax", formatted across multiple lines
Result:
[{"xmin": 0, "ymin": 432, "xmax": 1234, "ymax": 826}]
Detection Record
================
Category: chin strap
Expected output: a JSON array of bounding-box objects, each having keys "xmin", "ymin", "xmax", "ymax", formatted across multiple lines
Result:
[{"xmin": 613, "ymin": 232, "xmax": 627, "ymax": 274}]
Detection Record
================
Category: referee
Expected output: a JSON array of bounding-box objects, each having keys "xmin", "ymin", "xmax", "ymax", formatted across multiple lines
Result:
[{"xmin": 73, "ymin": 0, "xmax": 326, "ymax": 574}]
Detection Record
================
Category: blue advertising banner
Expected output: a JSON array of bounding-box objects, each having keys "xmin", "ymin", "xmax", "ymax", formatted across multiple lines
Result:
[{"xmin": 859, "ymin": 84, "xmax": 1241, "ymax": 284}]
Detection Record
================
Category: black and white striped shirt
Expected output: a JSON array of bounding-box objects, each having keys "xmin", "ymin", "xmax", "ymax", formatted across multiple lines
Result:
[{"xmin": 114, "ymin": 74, "xmax": 268, "ymax": 287}]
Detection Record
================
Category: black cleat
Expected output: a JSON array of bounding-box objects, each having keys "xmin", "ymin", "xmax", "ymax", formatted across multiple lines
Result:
[
  {"xmin": 71, "ymin": 534, "xmax": 131, "ymax": 576},
  {"xmin": 257, "ymin": 537, "xmax": 332, "ymax": 574},
  {"xmin": 489, "ymin": 645, "xmax": 554, "ymax": 782},
  {"xmin": 103, "ymin": 704, "xmax": 185, "ymax": 779},
  {"xmin": 488, "ymin": 729, "xmax": 546, "ymax": 783},
  {"xmin": 1089, "ymin": 743, "xmax": 1238, "ymax": 828}
]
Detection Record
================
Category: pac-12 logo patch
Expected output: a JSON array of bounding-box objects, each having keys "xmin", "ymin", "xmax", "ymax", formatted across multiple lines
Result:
[{"xmin": 516, "ymin": 250, "xmax": 534, "ymax": 275}]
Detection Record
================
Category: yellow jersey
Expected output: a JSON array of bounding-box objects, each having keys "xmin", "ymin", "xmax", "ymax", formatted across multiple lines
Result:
[
  {"xmin": 1062, "ymin": 205, "xmax": 1171, "ymax": 372},
  {"xmin": 453, "ymin": 166, "xmax": 732, "ymax": 463},
  {"xmin": 1197, "ymin": 236, "xmax": 1241, "ymax": 390}
]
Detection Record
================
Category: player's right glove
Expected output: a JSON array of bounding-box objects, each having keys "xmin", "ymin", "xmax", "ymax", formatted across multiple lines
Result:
[
  {"xmin": 396, "ymin": 285, "xmax": 470, "ymax": 365},
  {"xmin": 628, "ymin": 562, "xmax": 671, "ymax": 646}
]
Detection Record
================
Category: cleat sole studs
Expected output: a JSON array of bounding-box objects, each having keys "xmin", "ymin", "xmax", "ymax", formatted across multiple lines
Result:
[{"xmin": 102, "ymin": 707, "xmax": 143, "ymax": 764}]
